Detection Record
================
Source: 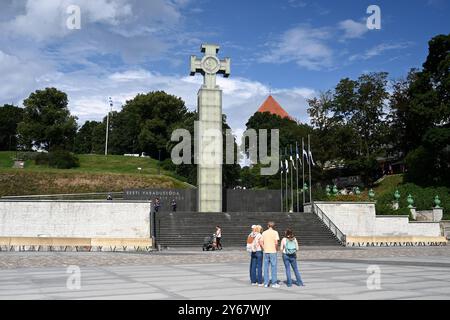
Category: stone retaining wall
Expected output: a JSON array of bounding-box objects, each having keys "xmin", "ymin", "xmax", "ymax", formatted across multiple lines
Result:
[{"xmin": 0, "ymin": 200, "xmax": 152, "ymax": 250}]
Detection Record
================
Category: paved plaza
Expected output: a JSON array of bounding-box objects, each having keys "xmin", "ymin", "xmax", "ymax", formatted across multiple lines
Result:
[{"xmin": 0, "ymin": 247, "xmax": 449, "ymax": 300}]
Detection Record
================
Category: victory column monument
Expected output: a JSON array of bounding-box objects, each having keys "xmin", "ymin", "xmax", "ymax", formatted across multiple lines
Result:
[{"xmin": 190, "ymin": 44, "xmax": 231, "ymax": 212}]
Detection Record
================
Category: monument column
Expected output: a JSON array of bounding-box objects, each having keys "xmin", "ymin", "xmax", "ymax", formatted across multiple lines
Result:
[{"xmin": 190, "ymin": 44, "xmax": 231, "ymax": 212}]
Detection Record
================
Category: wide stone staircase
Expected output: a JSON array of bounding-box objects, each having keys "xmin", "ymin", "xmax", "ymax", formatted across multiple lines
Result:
[{"xmin": 155, "ymin": 212, "xmax": 342, "ymax": 248}]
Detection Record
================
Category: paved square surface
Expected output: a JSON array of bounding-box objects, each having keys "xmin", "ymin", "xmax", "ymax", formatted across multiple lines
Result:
[{"xmin": 1, "ymin": 247, "xmax": 449, "ymax": 300}]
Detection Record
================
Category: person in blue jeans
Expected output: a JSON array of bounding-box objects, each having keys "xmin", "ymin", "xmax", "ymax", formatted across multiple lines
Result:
[
  {"xmin": 280, "ymin": 229, "xmax": 304, "ymax": 287},
  {"xmin": 249, "ymin": 225, "xmax": 264, "ymax": 286},
  {"xmin": 262, "ymin": 221, "xmax": 280, "ymax": 288}
]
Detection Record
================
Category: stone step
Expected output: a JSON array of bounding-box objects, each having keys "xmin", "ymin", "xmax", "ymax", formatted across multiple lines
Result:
[{"xmin": 155, "ymin": 211, "xmax": 342, "ymax": 247}]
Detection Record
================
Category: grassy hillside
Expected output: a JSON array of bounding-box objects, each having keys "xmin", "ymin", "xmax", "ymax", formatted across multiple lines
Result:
[{"xmin": 0, "ymin": 152, "xmax": 192, "ymax": 197}]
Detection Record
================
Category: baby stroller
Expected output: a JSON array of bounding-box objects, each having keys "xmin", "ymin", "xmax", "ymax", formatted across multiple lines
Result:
[{"xmin": 202, "ymin": 234, "xmax": 217, "ymax": 251}]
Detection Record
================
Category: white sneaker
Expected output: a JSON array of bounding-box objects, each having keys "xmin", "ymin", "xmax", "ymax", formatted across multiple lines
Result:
[
  {"xmin": 271, "ymin": 284, "xmax": 281, "ymax": 288},
  {"xmin": 258, "ymin": 284, "xmax": 264, "ymax": 287},
  {"xmin": 264, "ymin": 285, "xmax": 269, "ymax": 288},
  {"xmin": 251, "ymin": 283, "xmax": 258, "ymax": 286}
]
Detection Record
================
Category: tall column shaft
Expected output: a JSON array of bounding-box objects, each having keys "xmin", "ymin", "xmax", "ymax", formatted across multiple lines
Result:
[{"xmin": 197, "ymin": 88, "xmax": 223, "ymax": 212}]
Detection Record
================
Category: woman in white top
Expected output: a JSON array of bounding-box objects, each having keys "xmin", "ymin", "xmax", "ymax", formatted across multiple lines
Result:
[
  {"xmin": 248, "ymin": 225, "xmax": 264, "ymax": 286},
  {"xmin": 280, "ymin": 228, "xmax": 304, "ymax": 287},
  {"xmin": 215, "ymin": 226, "xmax": 222, "ymax": 250}
]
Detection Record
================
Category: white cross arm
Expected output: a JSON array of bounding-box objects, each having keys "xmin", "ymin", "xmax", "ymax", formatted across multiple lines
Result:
[
  {"xmin": 218, "ymin": 58, "xmax": 231, "ymax": 78},
  {"xmin": 190, "ymin": 56, "xmax": 203, "ymax": 76}
]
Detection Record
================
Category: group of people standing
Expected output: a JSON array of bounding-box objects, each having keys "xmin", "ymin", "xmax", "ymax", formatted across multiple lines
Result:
[
  {"xmin": 247, "ymin": 222, "xmax": 304, "ymax": 288},
  {"xmin": 150, "ymin": 198, "xmax": 178, "ymax": 212}
]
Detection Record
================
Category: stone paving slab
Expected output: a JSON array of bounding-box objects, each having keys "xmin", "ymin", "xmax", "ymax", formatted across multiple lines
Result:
[
  {"xmin": 0, "ymin": 256, "xmax": 449, "ymax": 300},
  {"xmin": 1, "ymin": 246, "xmax": 450, "ymax": 269}
]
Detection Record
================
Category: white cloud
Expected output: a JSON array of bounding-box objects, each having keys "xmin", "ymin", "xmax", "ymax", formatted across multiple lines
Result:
[
  {"xmin": 12, "ymin": 66, "xmax": 314, "ymax": 132},
  {"xmin": 338, "ymin": 19, "xmax": 368, "ymax": 39},
  {"xmin": 259, "ymin": 25, "xmax": 333, "ymax": 70},
  {"xmin": 0, "ymin": 50, "xmax": 50, "ymax": 104},
  {"xmin": 0, "ymin": 0, "xmax": 316, "ymax": 132},
  {"xmin": 287, "ymin": 0, "xmax": 308, "ymax": 8},
  {"xmin": 1, "ymin": 0, "xmax": 187, "ymax": 64},
  {"xmin": 349, "ymin": 42, "xmax": 413, "ymax": 61},
  {"xmin": 3, "ymin": 0, "xmax": 133, "ymax": 41}
]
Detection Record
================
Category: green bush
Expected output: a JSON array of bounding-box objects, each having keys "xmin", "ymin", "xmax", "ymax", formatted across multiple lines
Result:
[
  {"xmin": 34, "ymin": 151, "xmax": 80, "ymax": 169},
  {"xmin": 376, "ymin": 183, "xmax": 449, "ymax": 219},
  {"xmin": 16, "ymin": 152, "xmax": 39, "ymax": 161},
  {"xmin": 35, "ymin": 153, "xmax": 49, "ymax": 165},
  {"xmin": 404, "ymin": 146, "xmax": 437, "ymax": 186}
]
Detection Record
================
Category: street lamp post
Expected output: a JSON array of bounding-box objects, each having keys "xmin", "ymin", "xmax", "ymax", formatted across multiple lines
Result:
[
  {"xmin": 105, "ymin": 97, "xmax": 113, "ymax": 156},
  {"xmin": 158, "ymin": 150, "xmax": 161, "ymax": 175}
]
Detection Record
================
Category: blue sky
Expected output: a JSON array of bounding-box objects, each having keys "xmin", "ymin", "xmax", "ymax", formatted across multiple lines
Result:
[{"xmin": 0, "ymin": 0, "xmax": 449, "ymax": 131}]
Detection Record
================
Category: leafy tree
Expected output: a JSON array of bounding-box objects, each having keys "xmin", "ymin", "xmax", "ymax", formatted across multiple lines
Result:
[
  {"xmin": 0, "ymin": 104, "xmax": 23, "ymax": 151},
  {"xmin": 332, "ymin": 72, "xmax": 389, "ymax": 158},
  {"xmin": 166, "ymin": 112, "xmax": 241, "ymax": 188},
  {"xmin": 307, "ymin": 73, "xmax": 390, "ymax": 185},
  {"xmin": 17, "ymin": 88, "xmax": 78, "ymax": 151},
  {"xmin": 74, "ymin": 120, "xmax": 105, "ymax": 154},
  {"xmin": 243, "ymin": 112, "xmax": 313, "ymax": 189},
  {"xmin": 108, "ymin": 91, "xmax": 189, "ymax": 159},
  {"xmin": 391, "ymin": 34, "xmax": 450, "ymax": 186},
  {"xmin": 390, "ymin": 34, "xmax": 449, "ymax": 155}
]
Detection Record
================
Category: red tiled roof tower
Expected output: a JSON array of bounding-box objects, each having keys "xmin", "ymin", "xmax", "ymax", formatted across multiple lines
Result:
[{"xmin": 257, "ymin": 95, "xmax": 292, "ymax": 119}]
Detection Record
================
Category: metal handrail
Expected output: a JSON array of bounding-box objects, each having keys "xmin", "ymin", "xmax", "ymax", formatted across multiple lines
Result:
[{"xmin": 312, "ymin": 202, "xmax": 346, "ymax": 245}]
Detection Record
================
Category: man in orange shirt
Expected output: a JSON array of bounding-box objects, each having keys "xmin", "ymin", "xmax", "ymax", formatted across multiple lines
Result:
[{"xmin": 262, "ymin": 221, "xmax": 280, "ymax": 288}]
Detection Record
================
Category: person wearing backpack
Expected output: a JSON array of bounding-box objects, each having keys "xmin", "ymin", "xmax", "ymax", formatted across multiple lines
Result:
[
  {"xmin": 247, "ymin": 225, "xmax": 264, "ymax": 286},
  {"xmin": 280, "ymin": 229, "xmax": 304, "ymax": 287}
]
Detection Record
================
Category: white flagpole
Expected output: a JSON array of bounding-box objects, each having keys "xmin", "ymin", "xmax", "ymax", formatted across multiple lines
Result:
[
  {"xmin": 290, "ymin": 145, "xmax": 294, "ymax": 212},
  {"xmin": 296, "ymin": 142, "xmax": 299, "ymax": 212},
  {"xmin": 285, "ymin": 149, "xmax": 288, "ymax": 212},
  {"xmin": 105, "ymin": 97, "xmax": 113, "ymax": 156},
  {"xmin": 302, "ymin": 138, "xmax": 305, "ymax": 206},
  {"xmin": 308, "ymin": 134, "xmax": 313, "ymax": 204},
  {"xmin": 285, "ymin": 162, "xmax": 288, "ymax": 212},
  {"xmin": 280, "ymin": 157, "xmax": 283, "ymax": 212}
]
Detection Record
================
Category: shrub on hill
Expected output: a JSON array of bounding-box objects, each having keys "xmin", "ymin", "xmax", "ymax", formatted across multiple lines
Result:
[
  {"xmin": 376, "ymin": 183, "xmax": 449, "ymax": 219},
  {"xmin": 34, "ymin": 151, "xmax": 80, "ymax": 169}
]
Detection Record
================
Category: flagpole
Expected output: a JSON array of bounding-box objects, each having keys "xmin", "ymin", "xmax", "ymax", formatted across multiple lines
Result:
[
  {"xmin": 302, "ymin": 138, "xmax": 305, "ymax": 206},
  {"xmin": 291, "ymin": 161, "xmax": 294, "ymax": 212},
  {"xmin": 285, "ymin": 147, "xmax": 288, "ymax": 212},
  {"xmin": 296, "ymin": 141, "xmax": 299, "ymax": 213},
  {"xmin": 308, "ymin": 134, "xmax": 313, "ymax": 204},
  {"xmin": 290, "ymin": 145, "xmax": 294, "ymax": 212},
  {"xmin": 280, "ymin": 150, "xmax": 283, "ymax": 212}
]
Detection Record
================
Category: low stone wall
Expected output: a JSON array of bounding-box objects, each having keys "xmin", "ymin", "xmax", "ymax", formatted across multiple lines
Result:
[
  {"xmin": 412, "ymin": 208, "xmax": 443, "ymax": 222},
  {"xmin": 0, "ymin": 200, "xmax": 152, "ymax": 251},
  {"xmin": 307, "ymin": 202, "xmax": 446, "ymax": 246},
  {"xmin": 441, "ymin": 221, "xmax": 450, "ymax": 240}
]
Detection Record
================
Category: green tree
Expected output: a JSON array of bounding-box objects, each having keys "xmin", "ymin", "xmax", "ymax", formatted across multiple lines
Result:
[
  {"xmin": 108, "ymin": 91, "xmax": 189, "ymax": 159},
  {"xmin": 74, "ymin": 120, "xmax": 105, "ymax": 154},
  {"xmin": 332, "ymin": 72, "xmax": 389, "ymax": 158},
  {"xmin": 0, "ymin": 104, "xmax": 23, "ymax": 151},
  {"xmin": 166, "ymin": 112, "xmax": 241, "ymax": 188},
  {"xmin": 17, "ymin": 88, "xmax": 78, "ymax": 151},
  {"xmin": 390, "ymin": 34, "xmax": 449, "ymax": 155},
  {"xmin": 307, "ymin": 73, "xmax": 390, "ymax": 185},
  {"xmin": 244, "ymin": 112, "xmax": 313, "ymax": 189},
  {"xmin": 391, "ymin": 34, "xmax": 450, "ymax": 186}
]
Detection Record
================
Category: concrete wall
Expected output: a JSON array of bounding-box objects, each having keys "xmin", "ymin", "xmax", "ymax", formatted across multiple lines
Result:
[
  {"xmin": 0, "ymin": 200, "xmax": 151, "ymax": 239},
  {"xmin": 312, "ymin": 202, "xmax": 442, "ymax": 238},
  {"xmin": 413, "ymin": 208, "xmax": 443, "ymax": 222},
  {"xmin": 441, "ymin": 221, "xmax": 450, "ymax": 239}
]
